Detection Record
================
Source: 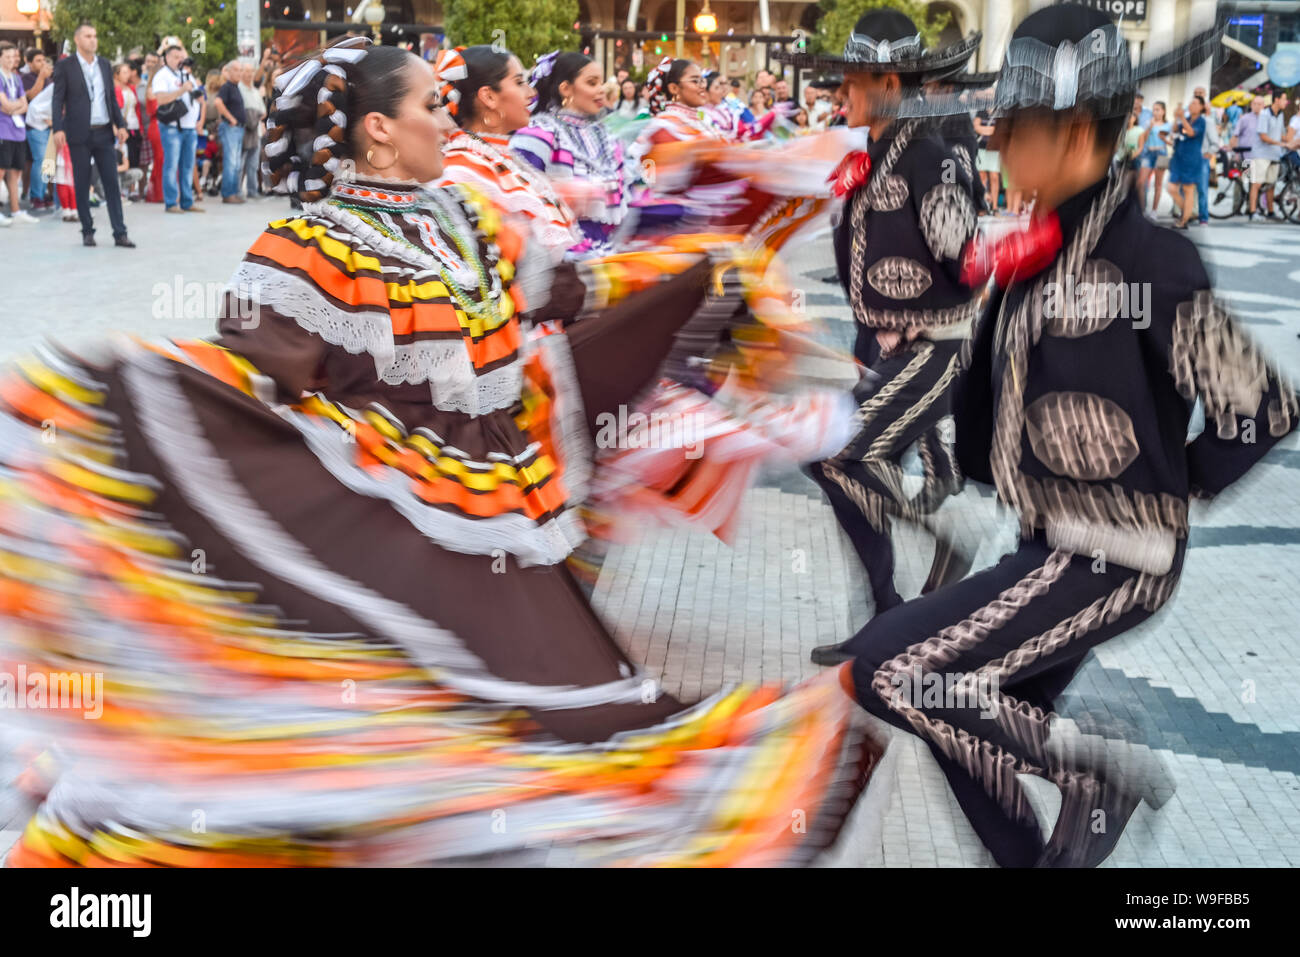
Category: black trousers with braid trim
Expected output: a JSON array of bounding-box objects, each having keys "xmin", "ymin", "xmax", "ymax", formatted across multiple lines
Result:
[
  {"xmin": 805, "ymin": 336, "xmax": 963, "ymax": 610},
  {"xmin": 842, "ymin": 534, "xmax": 1184, "ymax": 867}
]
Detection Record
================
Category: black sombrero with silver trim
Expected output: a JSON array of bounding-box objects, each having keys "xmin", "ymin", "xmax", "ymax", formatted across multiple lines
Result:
[
  {"xmin": 886, "ymin": 3, "xmax": 1227, "ymax": 122},
  {"xmin": 773, "ymin": 8, "xmax": 981, "ymax": 78},
  {"xmin": 990, "ymin": 2, "xmax": 1228, "ymax": 119},
  {"xmin": 924, "ymin": 67, "xmax": 998, "ymax": 88}
]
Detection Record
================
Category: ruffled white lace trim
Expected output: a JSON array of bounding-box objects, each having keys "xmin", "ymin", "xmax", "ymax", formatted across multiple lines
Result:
[
  {"xmin": 232, "ymin": 260, "xmax": 399, "ymax": 366},
  {"xmin": 232, "ymin": 261, "xmax": 524, "ymax": 415}
]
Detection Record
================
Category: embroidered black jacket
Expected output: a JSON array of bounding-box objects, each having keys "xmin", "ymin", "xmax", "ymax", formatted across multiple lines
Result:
[
  {"xmin": 955, "ymin": 174, "xmax": 1298, "ymax": 574},
  {"xmin": 831, "ymin": 117, "xmax": 981, "ymax": 367}
]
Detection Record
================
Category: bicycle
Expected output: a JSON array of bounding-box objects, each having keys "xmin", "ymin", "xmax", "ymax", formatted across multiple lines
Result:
[
  {"xmin": 1208, "ymin": 149, "xmax": 1250, "ymax": 219},
  {"xmin": 1273, "ymin": 152, "xmax": 1300, "ymax": 223},
  {"xmin": 1209, "ymin": 148, "xmax": 1300, "ymax": 222}
]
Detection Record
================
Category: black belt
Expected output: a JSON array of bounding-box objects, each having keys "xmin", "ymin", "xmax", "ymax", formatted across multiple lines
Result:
[{"xmin": 90, "ymin": 123, "xmax": 111, "ymax": 130}]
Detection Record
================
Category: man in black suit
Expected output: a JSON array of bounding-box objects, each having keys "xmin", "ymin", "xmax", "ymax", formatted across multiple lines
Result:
[{"xmin": 52, "ymin": 21, "xmax": 134, "ymax": 247}]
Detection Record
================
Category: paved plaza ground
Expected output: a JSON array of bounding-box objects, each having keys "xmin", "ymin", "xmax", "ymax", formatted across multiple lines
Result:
[{"xmin": 1, "ymin": 194, "xmax": 1297, "ymax": 866}]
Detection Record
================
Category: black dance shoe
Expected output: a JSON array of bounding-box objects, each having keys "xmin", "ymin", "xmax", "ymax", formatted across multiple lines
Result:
[
  {"xmin": 82, "ymin": 234, "xmax": 96, "ymax": 247},
  {"xmin": 1034, "ymin": 779, "xmax": 1144, "ymax": 868},
  {"xmin": 114, "ymin": 235, "xmax": 136, "ymax": 248},
  {"xmin": 1034, "ymin": 729, "xmax": 1175, "ymax": 867},
  {"xmin": 921, "ymin": 536, "xmax": 972, "ymax": 595},
  {"xmin": 810, "ymin": 643, "xmax": 856, "ymax": 666}
]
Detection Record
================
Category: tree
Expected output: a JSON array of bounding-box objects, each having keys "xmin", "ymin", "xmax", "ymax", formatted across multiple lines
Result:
[
  {"xmin": 157, "ymin": 0, "xmax": 240, "ymax": 73},
  {"xmin": 52, "ymin": 0, "xmax": 164, "ymax": 61},
  {"xmin": 443, "ymin": 0, "xmax": 581, "ymax": 70},
  {"xmin": 813, "ymin": 0, "xmax": 952, "ymax": 56},
  {"xmin": 51, "ymin": 0, "xmax": 239, "ymax": 72}
]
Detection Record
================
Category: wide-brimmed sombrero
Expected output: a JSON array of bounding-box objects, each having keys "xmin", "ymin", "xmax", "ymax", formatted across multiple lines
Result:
[
  {"xmin": 924, "ymin": 67, "xmax": 998, "ymax": 88},
  {"xmin": 807, "ymin": 75, "xmax": 844, "ymax": 91},
  {"xmin": 991, "ymin": 2, "xmax": 1228, "ymax": 119},
  {"xmin": 889, "ymin": 3, "xmax": 1227, "ymax": 123},
  {"xmin": 773, "ymin": 9, "xmax": 981, "ymax": 78}
]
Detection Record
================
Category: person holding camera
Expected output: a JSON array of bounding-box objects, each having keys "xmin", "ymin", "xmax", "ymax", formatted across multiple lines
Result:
[
  {"xmin": 254, "ymin": 45, "xmax": 282, "ymax": 104},
  {"xmin": 151, "ymin": 43, "xmax": 203, "ymax": 213}
]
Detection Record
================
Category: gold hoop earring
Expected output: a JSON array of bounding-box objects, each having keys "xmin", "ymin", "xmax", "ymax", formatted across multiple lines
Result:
[
  {"xmin": 366, "ymin": 143, "xmax": 399, "ymax": 171},
  {"xmin": 562, "ymin": 95, "xmax": 572, "ymax": 109}
]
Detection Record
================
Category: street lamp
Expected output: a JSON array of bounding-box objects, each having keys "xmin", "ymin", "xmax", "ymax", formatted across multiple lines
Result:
[
  {"xmin": 16, "ymin": 0, "xmax": 43, "ymax": 47},
  {"xmin": 693, "ymin": 0, "xmax": 716, "ymax": 34},
  {"xmin": 693, "ymin": 0, "xmax": 717, "ymax": 68},
  {"xmin": 363, "ymin": 1, "xmax": 385, "ymax": 43}
]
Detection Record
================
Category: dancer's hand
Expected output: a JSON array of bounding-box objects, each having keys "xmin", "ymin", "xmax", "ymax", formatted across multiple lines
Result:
[{"xmin": 875, "ymin": 329, "xmax": 903, "ymax": 355}]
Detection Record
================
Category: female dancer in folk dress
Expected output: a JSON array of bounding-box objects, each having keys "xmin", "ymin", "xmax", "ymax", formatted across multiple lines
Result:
[
  {"xmin": 509, "ymin": 52, "xmax": 639, "ymax": 255},
  {"xmin": 638, "ymin": 58, "xmax": 727, "ymax": 149},
  {"xmin": 0, "ymin": 37, "xmax": 869, "ymax": 868},
  {"xmin": 436, "ymin": 45, "xmax": 856, "ymax": 557},
  {"xmin": 702, "ymin": 71, "xmax": 740, "ymax": 140},
  {"xmin": 433, "ymin": 47, "xmax": 584, "ymax": 261}
]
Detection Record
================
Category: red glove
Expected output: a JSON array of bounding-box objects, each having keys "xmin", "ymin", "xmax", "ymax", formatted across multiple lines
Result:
[
  {"xmin": 960, "ymin": 211, "xmax": 1062, "ymax": 288},
  {"xmin": 827, "ymin": 150, "xmax": 872, "ymax": 199}
]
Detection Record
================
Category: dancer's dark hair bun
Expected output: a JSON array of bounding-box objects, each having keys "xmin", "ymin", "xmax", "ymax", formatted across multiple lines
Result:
[
  {"xmin": 452, "ymin": 45, "xmax": 513, "ymax": 126},
  {"xmin": 532, "ymin": 51, "xmax": 593, "ymax": 113},
  {"xmin": 262, "ymin": 39, "xmax": 415, "ymax": 203},
  {"xmin": 645, "ymin": 58, "xmax": 694, "ymax": 115}
]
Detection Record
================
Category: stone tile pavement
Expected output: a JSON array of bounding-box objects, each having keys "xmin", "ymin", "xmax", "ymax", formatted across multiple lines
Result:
[
  {"xmin": 593, "ymin": 215, "xmax": 1300, "ymax": 867},
  {"xmin": 1, "ymin": 198, "xmax": 1298, "ymax": 867}
]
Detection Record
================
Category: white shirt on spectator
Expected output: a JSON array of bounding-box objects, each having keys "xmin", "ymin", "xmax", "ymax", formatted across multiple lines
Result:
[
  {"xmin": 78, "ymin": 52, "xmax": 110, "ymax": 126},
  {"xmin": 151, "ymin": 66, "xmax": 200, "ymax": 129},
  {"xmin": 26, "ymin": 84, "xmax": 52, "ymax": 131},
  {"xmin": 807, "ymin": 99, "xmax": 833, "ymax": 131},
  {"xmin": 121, "ymin": 85, "xmax": 139, "ymax": 131},
  {"xmin": 1255, "ymin": 108, "xmax": 1287, "ymax": 162}
]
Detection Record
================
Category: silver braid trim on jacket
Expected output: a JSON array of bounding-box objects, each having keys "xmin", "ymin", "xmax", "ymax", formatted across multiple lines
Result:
[{"xmin": 988, "ymin": 174, "xmax": 1191, "ymax": 546}]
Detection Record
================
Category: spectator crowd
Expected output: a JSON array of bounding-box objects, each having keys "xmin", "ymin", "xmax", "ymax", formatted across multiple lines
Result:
[
  {"xmin": 0, "ymin": 24, "xmax": 284, "ymax": 239},
  {"xmin": 2, "ymin": 22, "xmax": 1298, "ymax": 236}
]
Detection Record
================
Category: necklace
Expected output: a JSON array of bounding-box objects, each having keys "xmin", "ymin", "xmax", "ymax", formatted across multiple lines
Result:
[{"xmin": 327, "ymin": 189, "xmax": 507, "ymax": 332}]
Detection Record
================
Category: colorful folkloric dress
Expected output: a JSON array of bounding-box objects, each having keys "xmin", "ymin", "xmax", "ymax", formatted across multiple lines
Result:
[
  {"xmin": 706, "ymin": 102, "xmax": 741, "ymax": 141},
  {"xmin": 0, "ymin": 175, "xmax": 871, "ymax": 867},
  {"xmin": 438, "ymin": 128, "xmax": 586, "ymax": 261},
  {"xmin": 510, "ymin": 108, "xmax": 641, "ymax": 256},
  {"xmin": 439, "ymin": 123, "xmax": 853, "ymax": 560},
  {"xmin": 640, "ymin": 102, "xmax": 727, "ymax": 148}
]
